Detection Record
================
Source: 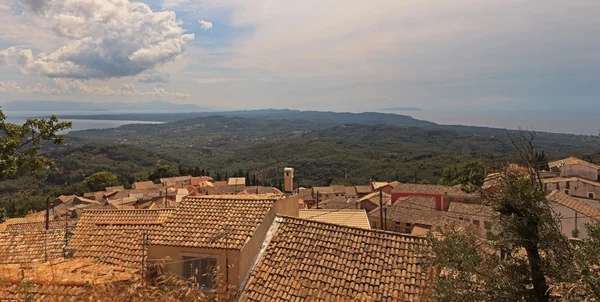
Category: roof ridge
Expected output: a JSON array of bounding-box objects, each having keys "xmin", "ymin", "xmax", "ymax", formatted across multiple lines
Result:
[{"xmin": 276, "ymin": 215, "xmax": 428, "ymax": 240}]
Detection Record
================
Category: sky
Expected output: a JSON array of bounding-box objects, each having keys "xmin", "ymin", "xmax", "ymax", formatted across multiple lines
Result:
[{"xmin": 1, "ymin": 0, "xmax": 600, "ymax": 112}]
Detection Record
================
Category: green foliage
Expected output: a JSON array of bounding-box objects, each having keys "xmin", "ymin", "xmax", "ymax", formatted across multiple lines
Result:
[
  {"xmin": 438, "ymin": 160, "xmax": 488, "ymax": 193},
  {"xmin": 84, "ymin": 172, "xmax": 120, "ymax": 192},
  {"xmin": 0, "ymin": 109, "xmax": 71, "ymax": 178},
  {"xmin": 0, "ymin": 207, "xmax": 7, "ymax": 223},
  {"xmin": 149, "ymin": 165, "xmax": 180, "ymax": 183}
]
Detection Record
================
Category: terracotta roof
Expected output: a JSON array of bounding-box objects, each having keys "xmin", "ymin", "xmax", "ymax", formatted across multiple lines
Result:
[
  {"xmin": 482, "ymin": 172, "xmax": 504, "ymax": 190},
  {"xmin": 68, "ymin": 209, "xmax": 174, "ymax": 268},
  {"xmin": 370, "ymin": 196, "xmax": 459, "ymax": 228},
  {"xmin": 313, "ymin": 186, "xmax": 334, "ymax": 195},
  {"xmin": 133, "ymin": 181, "xmax": 156, "ymax": 190},
  {"xmin": 331, "ymin": 185, "xmax": 346, "ymax": 194},
  {"xmin": 359, "ymin": 191, "xmax": 392, "ymax": 206},
  {"xmin": 55, "ymin": 195, "xmax": 76, "ymax": 204},
  {"xmin": 105, "ymin": 185, "xmax": 125, "ymax": 192},
  {"xmin": 149, "ymin": 195, "xmax": 283, "ymax": 250},
  {"xmin": 298, "ymin": 209, "xmax": 371, "ymax": 229},
  {"xmin": 549, "ymin": 157, "xmax": 600, "ymax": 170},
  {"xmin": 0, "ymin": 216, "xmax": 46, "ymax": 231},
  {"xmin": 447, "ymin": 202, "xmax": 496, "ymax": 218},
  {"xmin": 392, "ymin": 183, "xmax": 470, "ymax": 196},
  {"xmin": 371, "ymin": 182, "xmax": 392, "ymax": 190},
  {"xmin": 241, "ymin": 216, "xmax": 429, "ymax": 301},
  {"xmin": 0, "ymin": 230, "xmax": 65, "ymax": 264},
  {"xmin": 547, "ymin": 190, "xmax": 600, "ymax": 219},
  {"xmin": 242, "ymin": 186, "xmax": 283, "ymax": 195},
  {"xmin": 298, "ymin": 188, "xmax": 314, "ymax": 201},
  {"xmin": 543, "ymin": 177, "xmax": 600, "ymax": 187},
  {"xmin": 206, "ymin": 184, "xmax": 239, "ymax": 195},
  {"xmin": 355, "ymin": 185, "xmax": 373, "ymax": 194},
  {"xmin": 318, "ymin": 196, "xmax": 357, "ymax": 209},
  {"xmin": 344, "ymin": 186, "xmax": 358, "ymax": 197},
  {"xmin": 3, "ymin": 220, "xmax": 77, "ymax": 234}
]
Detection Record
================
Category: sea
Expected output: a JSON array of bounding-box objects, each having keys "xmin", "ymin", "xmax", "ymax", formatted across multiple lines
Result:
[{"xmin": 3, "ymin": 110, "xmax": 163, "ymax": 133}]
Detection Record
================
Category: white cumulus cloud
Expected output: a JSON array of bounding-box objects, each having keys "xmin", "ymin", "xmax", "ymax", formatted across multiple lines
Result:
[
  {"xmin": 199, "ymin": 20, "xmax": 213, "ymax": 31},
  {"xmin": 0, "ymin": 0, "xmax": 194, "ymax": 79}
]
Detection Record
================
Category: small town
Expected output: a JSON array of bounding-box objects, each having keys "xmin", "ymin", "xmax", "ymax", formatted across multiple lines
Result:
[
  {"xmin": 1, "ymin": 155, "xmax": 600, "ymax": 300},
  {"xmin": 2, "ymin": 0, "xmax": 600, "ymax": 300}
]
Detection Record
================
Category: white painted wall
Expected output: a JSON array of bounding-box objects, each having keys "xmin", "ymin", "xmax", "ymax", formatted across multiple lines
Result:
[
  {"xmin": 560, "ymin": 164, "xmax": 598, "ymax": 181},
  {"xmin": 553, "ymin": 203, "xmax": 594, "ymax": 239}
]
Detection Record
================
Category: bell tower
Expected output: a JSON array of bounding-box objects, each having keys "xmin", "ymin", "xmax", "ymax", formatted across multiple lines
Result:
[{"xmin": 284, "ymin": 167, "xmax": 294, "ymax": 193}]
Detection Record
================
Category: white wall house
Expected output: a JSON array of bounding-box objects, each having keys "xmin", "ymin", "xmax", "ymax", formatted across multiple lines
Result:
[
  {"xmin": 549, "ymin": 157, "xmax": 599, "ymax": 181},
  {"xmin": 544, "ymin": 177, "xmax": 600, "ymax": 200},
  {"xmin": 547, "ymin": 190, "xmax": 600, "ymax": 239}
]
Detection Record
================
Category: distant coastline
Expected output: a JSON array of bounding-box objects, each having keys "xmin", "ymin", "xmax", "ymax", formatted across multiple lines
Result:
[{"xmin": 379, "ymin": 107, "xmax": 422, "ymax": 111}]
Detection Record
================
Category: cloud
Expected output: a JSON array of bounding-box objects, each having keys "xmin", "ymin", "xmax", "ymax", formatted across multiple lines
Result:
[
  {"xmin": 0, "ymin": 0, "xmax": 194, "ymax": 79},
  {"xmin": 0, "ymin": 79, "xmax": 190, "ymax": 98},
  {"xmin": 199, "ymin": 20, "xmax": 213, "ymax": 31},
  {"xmin": 195, "ymin": 77, "xmax": 230, "ymax": 84},
  {"xmin": 138, "ymin": 72, "xmax": 171, "ymax": 83}
]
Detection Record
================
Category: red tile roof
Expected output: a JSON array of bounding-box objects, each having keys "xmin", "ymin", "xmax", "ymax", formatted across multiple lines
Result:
[
  {"xmin": 241, "ymin": 216, "xmax": 429, "ymax": 301},
  {"xmin": 149, "ymin": 195, "xmax": 284, "ymax": 250}
]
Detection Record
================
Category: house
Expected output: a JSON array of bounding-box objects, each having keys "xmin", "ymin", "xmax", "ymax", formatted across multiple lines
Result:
[
  {"xmin": 391, "ymin": 183, "xmax": 477, "ymax": 210},
  {"xmin": 368, "ymin": 196, "xmax": 477, "ymax": 235},
  {"xmin": 147, "ymin": 195, "xmax": 299, "ymax": 289},
  {"xmin": 297, "ymin": 187, "xmax": 316, "ymax": 208},
  {"xmin": 446, "ymin": 202, "xmax": 496, "ymax": 233},
  {"xmin": 370, "ymin": 181, "xmax": 395, "ymax": 194},
  {"xmin": 354, "ymin": 185, "xmax": 373, "ymax": 198},
  {"xmin": 240, "ymin": 216, "xmax": 429, "ymax": 301},
  {"xmin": 241, "ymin": 186, "xmax": 283, "ymax": 195},
  {"xmin": 317, "ymin": 196, "xmax": 357, "ymax": 209},
  {"xmin": 344, "ymin": 186, "xmax": 358, "ymax": 199},
  {"xmin": 68, "ymin": 208, "xmax": 176, "ymax": 268},
  {"xmin": 358, "ymin": 191, "xmax": 392, "ymax": 213},
  {"xmin": 312, "ymin": 186, "xmax": 335, "ymax": 199},
  {"xmin": 547, "ymin": 190, "xmax": 600, "ymax": 238},
  {"xmin": 105, "ymin": 185, "xmax": 125, "ymax": 192},
  {"xmin": 298, "ymin": 209, "xmax": 371, "ymax": 229},
  {"xmin": 549, "ymin": 157, "xmax": 599, "ymax": 181},
  {"xmin": 331, "ymin": 185, "xmax": 346, "ymax": 196},
  {"xmin": 160, "ymin": 176, "xmax": 192, "ymax": 187},
  {"xmin": 133, "ymin": 181, "xmax": 157, "ymax": 190},
  {"xmin": 543, "ymin": 177, "xmax": 600, "ymax": 200}
]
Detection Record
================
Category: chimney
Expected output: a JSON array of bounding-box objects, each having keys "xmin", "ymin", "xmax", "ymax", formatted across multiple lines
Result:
[{"xmin": 284, "ymin": 167, "xmax": 294, "ymax": 193}]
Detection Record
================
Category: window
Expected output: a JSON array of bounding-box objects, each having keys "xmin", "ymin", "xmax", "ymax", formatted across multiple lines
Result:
[
  {"xmin": 484, "ymin": 221, "xmax": 493, "ymax": 230},
  {"xmin": 395, "ymin": 221, "xmax": 401, "ymax": 225},
  {"xmin": 394, "ymin": 226, "xmax": 402, "ymax": 232},
  {"xmin": 564, "ymin": 189, "xmax": 570, "ymax": 195},
  {"xmin": 371, "ymin": 222, "xmax": 377, "ymax": 228},
  {"xmin": 449, "ymin": 196, "xmax": 455, "ymax": 202},
  {"xmin": 464, "ymin": 218, "xmax": 470, "ymax": 222},
  {"xmin": 458, "ymin": 217, "xmax": 463, "ymax": 221},
  {"xmin": 182, "ymin": 256, "xmax": 217, "ymax": 287},
  {"xmin": 566, "ymin": 182, "xmax": 571, "ymax": 190},
  {"xmin": 555, "ymin": 183, "xmax": 559, "ymax": 190},
  {"xmin": 589, "ymin": 192, "xmax": 596, "ymax": 199},
  {"xmin": 473, "ymin": 220, "xmax": 480, "ymax": 226}
]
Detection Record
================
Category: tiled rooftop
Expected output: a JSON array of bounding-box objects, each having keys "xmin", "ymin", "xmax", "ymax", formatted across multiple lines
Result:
[
  {"xmin": 392, "ymin": 183, "xmax": 471, "ymax": 196},
  {"xmin": 543, "ymin": 176, "xmax": 600, "ymax": 187},
  {"xmin": 317, "ymin": 196, "xmax": 356, "ymax": 210},
  {"xmin": 298, "ymin": 209, "xmax": 371, "ymax": 229},
  {"xmin": 149, "ymin": 195, "xmax": 283, "ymax": 250},
  {"xmin": 547, "ymin": 190, "xmax": 600, "ymax": 219},
  {"xmin": 241, "ymin": 216, "xmax": 429, "ymax": 301},
  {"xmin": 0, "ymin": 230, "xmax": 65, "ymax": 264},
  {"xmin": 549, "ymin": 156, "xmax": 600, "ymax": 170},
  {"xmin": 68, "ymin": 209, "xmax": 174, "ymax": 268}
]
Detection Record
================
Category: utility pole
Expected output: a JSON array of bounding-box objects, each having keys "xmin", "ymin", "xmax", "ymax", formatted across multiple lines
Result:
[
  {"xmin": 384, "ymin": 207, "xmax": 387, "ymax": 231},
  {"xmin": 379, "ymin": 188, "xmax": 384, "ymax": 230},
  {"xmin": 44, "ymin": 197, "xmax": 50, "ymax": 262},
  {"xmin": 316, "ymin": 191, "xmax": 320, "ymax": 209}
]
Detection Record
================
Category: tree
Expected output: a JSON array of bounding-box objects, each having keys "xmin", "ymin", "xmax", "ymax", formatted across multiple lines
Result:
[
  {"xmin": 193, "ymin": 166, "xmax": 201, "ymax": 177},
  {"xmin": 427, "ymin": 130, "xmax": 576, "ymax": 302},
  {"xmin": 0, "ymin": 109, "xmax": 71, "ymax": 178},
  {"xmin": 84, "ymin": 172, "xmax": 120, "ymax": 192},
  {"xmin": 149, "ymin": 165, "xmax": 180, "ymax": 183},
  {"xmin": 438, "ymin": 159, "xmax": 488, "ymax": 193},
  {"xmin": 0, "ymin": 207, "xmax": 7, "ymax": 223}
]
